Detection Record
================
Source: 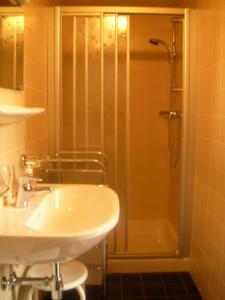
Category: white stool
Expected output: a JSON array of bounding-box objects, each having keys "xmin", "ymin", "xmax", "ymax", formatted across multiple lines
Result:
[{"xmin": 26, "ymin": 260, "xmax": 88, "ymax": 300}]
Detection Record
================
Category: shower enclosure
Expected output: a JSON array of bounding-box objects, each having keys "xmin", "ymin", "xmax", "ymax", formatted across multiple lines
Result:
[{"xmin": 50, "ymin": 7, "xmax": 190, "ymax": 263}]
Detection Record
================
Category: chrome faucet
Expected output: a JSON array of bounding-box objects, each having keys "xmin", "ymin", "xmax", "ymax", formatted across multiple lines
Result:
[{"xmin": 16, "ymin": 176, "xmax": 54, "ymax": 208}]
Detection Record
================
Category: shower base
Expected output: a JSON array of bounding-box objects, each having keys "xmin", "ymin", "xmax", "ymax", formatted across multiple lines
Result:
[
  {"xmin": 107, "ymin": 219, "xmax": 189, "ymax": 273},
  {"xmin": 128, "ymin": 219, "xmax": 177, "ymax": 254}
]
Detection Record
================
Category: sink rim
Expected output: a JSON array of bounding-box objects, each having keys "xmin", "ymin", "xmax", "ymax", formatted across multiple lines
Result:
[{"xmin": 0, "ymin": 184, "xmax": 119, "ymax": 239}]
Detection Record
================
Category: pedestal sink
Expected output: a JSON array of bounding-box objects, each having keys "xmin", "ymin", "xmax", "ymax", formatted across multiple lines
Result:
[{"xmin": 0, "ymin": 184, "xmax": 119, "ymax": 264}]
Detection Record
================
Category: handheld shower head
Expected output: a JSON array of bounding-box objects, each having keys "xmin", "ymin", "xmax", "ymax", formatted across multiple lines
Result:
[
  {"xmin": 149, "ymin": 38, "xmax": 167, "ymax": 47},
  {"xmin": 149, "ymin": 38, "xmax": 176, "ymax": 59}
]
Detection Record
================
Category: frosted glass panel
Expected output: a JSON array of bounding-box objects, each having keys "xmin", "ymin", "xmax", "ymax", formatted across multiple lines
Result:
[
  {"xmin": 61, "ymin": 16, "xmax": 74, "ymax": 150},
  {"xmin": 62, "ymin": 16, "xmax": 103, "ymax": 150},
  {"xmin": 61, "ymin": 14, "xmax": 129, "ymax": 254},
  {"xmin": 116, "ymin": 16, "xmax": 128, "ymax": 252},
  {"xmin": 0, "ymin": 14, "xmax": 24, "ymax": 90},
  {"xmin": 87, "ymin": 17, "xmax": 102, "ymax": 149}
]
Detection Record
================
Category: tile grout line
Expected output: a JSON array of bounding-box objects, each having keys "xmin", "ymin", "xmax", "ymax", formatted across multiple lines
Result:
[
  {"xmin": 139, "ymin": 273, "xmax": 146, "ymax": 300},
  {"xmin": 120, "ymin": 274, "xmax": 124, "ymax": 300},
  {"xmin": 178, "ymin": 273, "xmax": 192, "ymax": 298},
  {"xmin": 179, "ymin": 272, "xmax": 203, "ymax": 300},
  {"xmin": 159, "ymin": 273, "xmax": 169, "ymax": 300}
]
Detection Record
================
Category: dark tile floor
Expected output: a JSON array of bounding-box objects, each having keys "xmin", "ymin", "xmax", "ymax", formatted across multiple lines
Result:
[{"xmin": 44, "ymin": 272, "xmax": 203, "ymax": 300}]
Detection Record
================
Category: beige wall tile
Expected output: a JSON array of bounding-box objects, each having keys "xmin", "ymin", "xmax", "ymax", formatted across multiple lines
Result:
[
  {"xmin": 129, "ymin": 15, "xmax": 172, "ymax": 222},
  {"xmin": 0, "ymin": 1, "xmax": 49, "ymax": 299},
  {"xmin": 190, "ymin": 0, "xmax": 225, "ymax": 298}
]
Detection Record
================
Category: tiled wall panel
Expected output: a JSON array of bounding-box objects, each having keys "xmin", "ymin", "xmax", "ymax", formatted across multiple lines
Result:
[
  {"xmin": 190, "ymin": 0, "xmax": 225, "ymax": 299},
  {"xmin": 0, "ymin": 1, "xmax": 49, "ymax": 299}
]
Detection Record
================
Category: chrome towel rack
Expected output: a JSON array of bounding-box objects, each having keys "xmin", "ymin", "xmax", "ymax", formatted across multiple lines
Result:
[{"xmin": 36, "ymin": 151, "xmax": 107, "ymax": 185}]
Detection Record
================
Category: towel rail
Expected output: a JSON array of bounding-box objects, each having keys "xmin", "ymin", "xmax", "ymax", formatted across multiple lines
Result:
[{"xmin": 34, "ymin": 151, "xmax": 107, "ymax": 185}]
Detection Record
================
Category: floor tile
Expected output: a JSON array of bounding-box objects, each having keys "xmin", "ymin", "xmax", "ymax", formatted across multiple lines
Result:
[
  {"xmin": 179, "ymin": 272, "xmax": 194, "ymax": 283},
  {"xmin": 141, "ymin": 273, "xmax": 162, "ymax": 285},
  {"xmin": 105, "ymin": 298, "xmax": 122, "ymax": 300},
  {"xmin": 167, "ymin": 296, "xmax": 190, "ymax": 300},
  {"xmin": 122, "ymin": 284, "xmax": 144, "ymax": 298},
  {"xmin": 144, "ymin": 284, "xmax": 166, "ymax": 298},
  {"xmin": 105, "ymin": 297, "xmax": 122, "ymax": 300},
  {"xmin": 43, "ymin": 272, "xmax": 203, "ymax": 300},
  {"xmin": 121, "ymin": 273, "xmax": 141, "ymax": 286},
  {"xmin": 43, "ymin": 290, "xmax": 80, "ymax": 300},
  {"xmin": 164, "ymin": 283, "xmax": 188, "ymax": 296},
  {"xmin": 122, "ymin": 298, "xmax": 144, "ymax": 300},
  {"xmin": 160, "ymin": 272, "xmax": 182, "ymax": 284},
  {"xmin": 184, "ymin": 282, "xmax": 201, "ymax": 296},
  {"xmin": 145, "ymin": 297, "xmax": 167, "ymax": 300},
  {"xmin": 86, "ymin": 285, "xmax": 102, "ymax": 300},
  {"xmin": 106, "ymin": 284, "xmax": 122, "ymax": 298},
  {"xmin": 106, "ymin": 274, "xmax": 121, "ymax": 286}
]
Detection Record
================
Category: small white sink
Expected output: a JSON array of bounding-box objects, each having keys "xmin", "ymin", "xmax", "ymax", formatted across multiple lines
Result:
[
  {"xmin": 0, "ymin": 185, "xmax": 119, "ymax": 264},
  {"xmin": 0, "ymin": 105, "xmax": 45, "ymax": 124}
]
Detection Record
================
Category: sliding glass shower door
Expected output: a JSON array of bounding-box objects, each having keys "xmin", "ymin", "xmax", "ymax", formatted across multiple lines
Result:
[
  {"xmin": 60, "ymin": 13, "xmax": 129, "ymax": 254},
  {"xmin": 58, "ymin": 9, "xmax": 185, "ymax": 258}
]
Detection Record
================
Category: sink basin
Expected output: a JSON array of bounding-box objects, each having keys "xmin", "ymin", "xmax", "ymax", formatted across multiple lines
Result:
[
  {"xmin": 0, "ymin": 105, "xmax": 45, "ymax": 124},
  {"xmin": 0, "ymin": 184, "xmax": 119, "ymax": 264}
]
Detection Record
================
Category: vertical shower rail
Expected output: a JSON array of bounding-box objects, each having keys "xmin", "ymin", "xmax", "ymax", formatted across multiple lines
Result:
[{"xmin": 171, "ymin": 18, "xmax": 183, "ymax": 92}]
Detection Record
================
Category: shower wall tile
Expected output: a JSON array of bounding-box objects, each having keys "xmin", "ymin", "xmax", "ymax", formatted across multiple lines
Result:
[
  {"xmin": 23, "ymin": 0, "xmax": 49, "ymax": 156},
  {"xmin": 190, "ymin": 0, "xmax": 225, "ymax": 299},
  {"xmin": 0, "ymin": 1, "xmax": 49, "ymax": 299},
  {"xmin": 129, "ymin": 186, "xmax": 169, "ymax": 219},
  {"xmin": 129, "ymin": 15, "xmax": 173, "ymax": 222}
]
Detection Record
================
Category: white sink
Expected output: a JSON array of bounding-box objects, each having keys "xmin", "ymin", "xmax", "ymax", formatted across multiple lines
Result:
[
  {"xmin": 0, "ymin": 184, "xmax": 119, "ymax": 264},
  {"xmin": 0, "ymin": 105, "xmax": 45, "ymax": 124}
]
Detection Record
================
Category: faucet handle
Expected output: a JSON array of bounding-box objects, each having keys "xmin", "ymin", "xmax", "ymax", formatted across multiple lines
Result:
[
  {"xmin": 18, "ymin": 175, "xmax": 42, "ymax": 183},
  {"xmin": 22, "ymin": 177, "xmax": 43, "ymax": 192},
  {"xmin": 18, "ymin": 176, "xmax": 43, "ymax": 191},
  {"xmin": 29, "ymin": 177, "xmax": 43, "ymax": 183}
]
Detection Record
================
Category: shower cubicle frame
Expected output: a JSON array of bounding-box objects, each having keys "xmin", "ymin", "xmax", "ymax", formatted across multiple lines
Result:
[{"xmin": 50, "ymin": 6, "xmax": 192, "ymax": 262}]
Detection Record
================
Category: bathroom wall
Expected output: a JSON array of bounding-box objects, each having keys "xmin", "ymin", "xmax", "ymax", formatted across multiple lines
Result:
[
  {"xmin": 0, "ymin": 0, "xmax": 49, "ymax": 299},
  {"xmin": 23, "ymin": 0, "xmax": 49, "ymax": 156},
  {"xmin": 190, "ymin": 0, "xmax": 225, "ymax": 299},
  {"xmin": 0, "ymin": 0, "xmax": 49, "ymax": 194}
]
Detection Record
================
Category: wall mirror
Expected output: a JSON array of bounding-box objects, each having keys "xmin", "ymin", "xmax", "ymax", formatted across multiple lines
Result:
[{"xmin": 0, "ymin": 8, "xmax": 24, "ymax": 90}]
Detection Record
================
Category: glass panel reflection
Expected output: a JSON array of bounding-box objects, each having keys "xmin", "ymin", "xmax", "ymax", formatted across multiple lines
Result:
[{"xmin": 0, "ymin": 15, "xmax": 24, "ymax": 90}]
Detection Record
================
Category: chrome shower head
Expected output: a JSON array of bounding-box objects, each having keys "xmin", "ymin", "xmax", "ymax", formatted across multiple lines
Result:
[{"xmin": 149, "ymin": 38, "xmax": 176, "ymax": 59}]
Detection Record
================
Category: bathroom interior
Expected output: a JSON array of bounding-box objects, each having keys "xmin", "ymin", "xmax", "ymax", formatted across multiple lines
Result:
[{"xmin": 0, "ymin": 0, "xmax": 225, "ymax": 299}]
